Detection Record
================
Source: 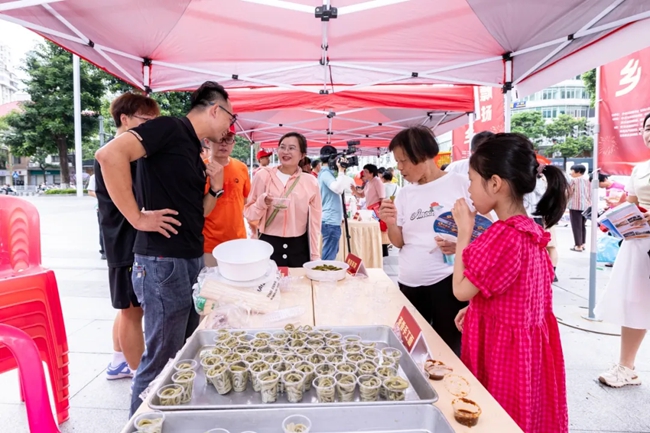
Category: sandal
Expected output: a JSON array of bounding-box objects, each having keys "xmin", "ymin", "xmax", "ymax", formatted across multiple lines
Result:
[{"xmin": 570, "ymin": 246, "xmax": 583, "ymax": 252}]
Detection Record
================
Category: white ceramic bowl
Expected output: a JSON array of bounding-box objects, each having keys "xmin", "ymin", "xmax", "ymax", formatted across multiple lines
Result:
[
  {"xmin": 212, "ymin": 239, "xmax": 273, "ymax": 282},
  {"xmin": 303, "ymin": 260, "xmax": 349, "ymax": 282}
]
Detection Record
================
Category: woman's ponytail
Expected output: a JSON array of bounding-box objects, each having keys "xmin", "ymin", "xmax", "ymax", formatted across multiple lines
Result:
[{"xmin": 534, "ymin": 165, "xmax": 569, "ymax": 228}]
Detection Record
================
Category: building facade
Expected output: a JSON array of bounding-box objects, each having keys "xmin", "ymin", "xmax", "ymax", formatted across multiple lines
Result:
[
  {"xmin": 512, "ymin": 75, "xmax": 593, "ymax": 120},
  {"xmin": 0, "ymin": 45, "xmax": 19, "ymax": 105}
]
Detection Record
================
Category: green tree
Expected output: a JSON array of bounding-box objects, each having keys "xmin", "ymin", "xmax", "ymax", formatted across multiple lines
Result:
[
  {"xmin": 545, "ymin": 114, "xmax": 593, "ymax": 159},
  {"xmin": 582, "ymin": 69, "xmax": 596, "ymax": 108},
  {"xmin": 511, "ymin": 111, "xmax": 546, "ymax": 146},
  {"xmin": 232, "ymin": 135, "xmax": 252, "ymax": 165},
  {"xmin": 3, "ymin": 42, "xmax": 105, "ymax": 184}
]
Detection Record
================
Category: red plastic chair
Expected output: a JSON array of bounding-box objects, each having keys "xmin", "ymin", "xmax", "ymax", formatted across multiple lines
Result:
[
  {"xmin": 0, "ymin": 324, "xmax": 60, "ymax": 433},
  {"xmin": 0, "ymin": 196, "xmax": 70, "ymax": 424}
]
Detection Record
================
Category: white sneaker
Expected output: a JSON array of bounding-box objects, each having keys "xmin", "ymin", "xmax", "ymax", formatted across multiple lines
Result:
[{"xmin": 598, "ymin": 364, "xmax": 642, "ymax": 388}]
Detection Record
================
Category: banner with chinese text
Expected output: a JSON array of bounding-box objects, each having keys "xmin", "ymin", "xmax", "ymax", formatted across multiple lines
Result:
[
  {"xmin": 451, "ymin": 86, "xmax": 504, "ymax": 161},
  {"xmin": 599, "ymin": 48, "xmax": 650, "ymax": 175}
]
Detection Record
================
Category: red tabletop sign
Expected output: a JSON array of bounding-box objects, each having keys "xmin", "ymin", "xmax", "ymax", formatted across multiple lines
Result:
[
  {"xmin": 394, "ymin": 306, "xmax": 422, "ymax": 353},
  {"xmin": 344, "ymin": 253, "xmax": 368, "ymax": 277},
  {"xmin": 278, "ymin": 267, "xmax": 289, "ymax": 277}
]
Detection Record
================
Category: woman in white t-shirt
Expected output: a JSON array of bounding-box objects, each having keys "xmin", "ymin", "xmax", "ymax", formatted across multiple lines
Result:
[{"xmin": 379, "ymin": 126, "xmax": 470, "ymax": 356}]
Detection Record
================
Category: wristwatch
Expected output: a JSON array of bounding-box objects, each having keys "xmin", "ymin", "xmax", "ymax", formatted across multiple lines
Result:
[{"xmin": 208, "ymin": 188, "xmax": 224, "ymax": 198}]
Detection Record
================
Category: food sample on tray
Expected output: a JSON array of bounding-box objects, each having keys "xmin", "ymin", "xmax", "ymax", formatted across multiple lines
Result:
[
  {"xmin": 312, "ymin": 264, "xmax": 343, "ymax": 271},
  {"xmin": 452, "ymin": 397, "xmax": 482, "ymax": 427},
  {"xmin": 424, "ymin": 359, "xmax": 453, "ymax": 381},
  {"xmin": 443, "ymin": 374, "xmax": 471, "ymax": 398},
  {"xmin": 162, "ymin": 324, "xmax": 416, "ymax": 407}
]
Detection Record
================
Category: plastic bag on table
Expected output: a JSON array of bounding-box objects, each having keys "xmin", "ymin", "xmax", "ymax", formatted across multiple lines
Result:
[
  {"xmin": 202, "ymin": 304, "xmax": 252, "ymax": 330},
  {"xmin": 196, "ymin": 266, "xmax": 282, "ymax": 314},
  {"xmin": 597, "ymin": 235, "xmax": 620, "ymax": 263}
]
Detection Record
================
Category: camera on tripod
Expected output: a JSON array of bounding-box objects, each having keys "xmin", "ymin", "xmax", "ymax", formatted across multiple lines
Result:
[{"xmin": 322, "ymin": 140, "xmax": 359, "ymax": 171}]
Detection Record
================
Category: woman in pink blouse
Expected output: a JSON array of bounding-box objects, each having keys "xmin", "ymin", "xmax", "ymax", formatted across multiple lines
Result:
[
  {"xmin": 245, "ymin": 132, "xmax": 322, "ymax": 267},
  {"xmin": 353, "ymin": 164, "xmax": 386, "ymax": 209}
]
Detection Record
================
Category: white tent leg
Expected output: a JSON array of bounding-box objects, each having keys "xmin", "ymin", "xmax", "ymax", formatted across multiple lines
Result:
[
  {"xmin": 504, "ymin": 90, "xmax": 512, "ymax": 132},
  {"xmin": 586, "ymin": 66, "xmax": 602, "ymax": 320},
  {"xmin": 73, "ymin": 54, "xmax": 83, "ymax": 196},
  {"xmin": 249, "ymin": 144, "xmax": 254, "ymax": 180}
]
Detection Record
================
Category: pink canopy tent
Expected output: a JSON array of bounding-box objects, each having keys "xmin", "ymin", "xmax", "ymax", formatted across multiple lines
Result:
[
  {"xmin": 228, "ymin": 85, "xmax": 474, "ymax": 153},
  {"xmin": 1, "ymin": 0, "xmax": 649, "ymax": 98}
]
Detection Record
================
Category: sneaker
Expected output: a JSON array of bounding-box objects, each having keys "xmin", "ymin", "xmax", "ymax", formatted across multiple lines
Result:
[
  {"xmin": 101, "ymin": 253, "xmax": 107, "ymax": 260},
  {"xmin": 598, "ymin": 364, "xmax": 642, "ymax": 388},
  {"xmin": 106, "ymin": 361, "xmax": 134, "ymax": 380}
]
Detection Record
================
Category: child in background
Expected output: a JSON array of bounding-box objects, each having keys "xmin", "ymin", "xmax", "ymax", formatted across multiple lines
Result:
[{"xmin": 451, "ymin": 133, "xmax": 569, "ymax": 433}]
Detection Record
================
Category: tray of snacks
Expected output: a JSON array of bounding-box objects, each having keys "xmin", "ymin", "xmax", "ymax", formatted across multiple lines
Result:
[
  {"xmin": 147, "ymin": 325, "xmax": 437, "ymax": 411},
  {"xmin": 123, "ymin": 403, "xmax": 455, "ymax": 433}
]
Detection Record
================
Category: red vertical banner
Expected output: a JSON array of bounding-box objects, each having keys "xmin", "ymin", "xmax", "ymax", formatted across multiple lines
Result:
[
  {"xmin": 451, "ymin": 86, "xmax": 505, "ymax": 162},
  {"xmin": 599, "ymin": 47, "xmax": 650, "ymax": 175}
]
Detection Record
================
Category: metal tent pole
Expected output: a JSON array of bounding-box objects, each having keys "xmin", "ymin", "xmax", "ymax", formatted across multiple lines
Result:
[
  {"xmin": 585, "ymin": 66, "xmax": 602, "ymax": 320},
  {"xmin": 73, "ymin": 54, "xmax": 83, "ymax": 197}
]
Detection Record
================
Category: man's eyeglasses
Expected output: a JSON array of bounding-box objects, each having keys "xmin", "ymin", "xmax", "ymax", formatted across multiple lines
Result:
[
  {"xmin": 206, "ymin": 101, "xmax": 238, "ymax": 126},
  {"xmin": 217, "ymin": 135, "xmax": 236, "ymax": 145},
  {"xmin": 133, "ymin": 115, "xmax": 156, "ymax": 122}
]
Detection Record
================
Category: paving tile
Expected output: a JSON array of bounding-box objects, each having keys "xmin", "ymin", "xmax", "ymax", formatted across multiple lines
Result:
[
  {"xmin": 66, "ymin": 352, "xmax": 113, "ymax": 397},
  {"xmin": 70, "ymin": 372, "xmax": 131, "ymax": 410},
  {"xmin": 0, "ymin": 371, "xmax": 22, "ymax": 404},
  {"xmin": 64, "ymin": 318, "xmax": 95, "ymax": 336},
  {"xmin": 0, "ymin": 403, "xmax": 29, "ymax": 433},
  {"xmin": 566, "ymin": 369, "xmax": 650, "ymax": 432},
  {"xmin": 67, "ymin": 319, "xmax": 115, "ymax": 354},
  {"xmin": 59, "ymin": 406, "xmax": 130, "ymax": 433}
]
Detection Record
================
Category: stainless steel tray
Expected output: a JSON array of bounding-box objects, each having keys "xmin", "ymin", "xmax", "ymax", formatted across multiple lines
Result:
[
  {"xmin": 148, "ymin": 326, "xmax": 437, "ymax": 411},
  {"xmin": 123, "ymin": 403, "xmax": 455, "ymax": 433}
]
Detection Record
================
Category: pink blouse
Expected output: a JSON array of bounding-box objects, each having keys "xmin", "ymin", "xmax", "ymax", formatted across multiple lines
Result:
[
  {"xmin": 364, "ymin": 176, "xmax": 386, "ymax": 208},
  {"xmin": 245, "ymin": 166, "xmax": 323, "ymax": 260}
]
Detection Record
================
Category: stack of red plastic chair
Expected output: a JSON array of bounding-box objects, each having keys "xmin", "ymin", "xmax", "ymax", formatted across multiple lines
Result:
[{"xmin": 0, "ymin": 196, "xmax": 70, "ymax": 425}]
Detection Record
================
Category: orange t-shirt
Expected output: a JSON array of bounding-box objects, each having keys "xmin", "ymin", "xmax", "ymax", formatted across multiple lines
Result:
[{"xmin": 203, "ymin": 158, "xmax": 251, "ymax": 253}]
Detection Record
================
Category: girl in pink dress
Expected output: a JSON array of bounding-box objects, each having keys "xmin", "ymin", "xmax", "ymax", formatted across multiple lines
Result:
[{"xmin": 451, "ymin": 133, "xmax": 569, "ymax": 433}]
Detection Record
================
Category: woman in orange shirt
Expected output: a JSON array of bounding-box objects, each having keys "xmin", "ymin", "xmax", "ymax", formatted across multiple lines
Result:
[{"xmin": 245, "ymin": 132, "xmax": 322, "ymax": 267}]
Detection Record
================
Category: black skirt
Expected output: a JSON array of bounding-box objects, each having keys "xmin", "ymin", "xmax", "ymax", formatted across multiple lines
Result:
[{"xmin": 259, "ymin": 232, "xmax": 310, "ymax": 267}]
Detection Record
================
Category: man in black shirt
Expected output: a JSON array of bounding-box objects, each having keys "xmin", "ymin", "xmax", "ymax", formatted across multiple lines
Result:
[
  {"xmin": 94, "ymin": 93, "xmax": 160, "ymax": 382},
  {"xmin": 95, "ymin": 81, "xmax": 232, "ymax": 415}
]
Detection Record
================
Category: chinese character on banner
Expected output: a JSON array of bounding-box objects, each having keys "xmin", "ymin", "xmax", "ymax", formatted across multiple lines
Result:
[
  {"xmin": 599, "ymin": 47, "xmax": 650, "ymax": 175},
  {"xmin": 480, "ymin": 105, "xmax": 492, "ymax": 123},
  {"xmin": 615, "ymin": 58, "xmax": 642, "ymax": 97},
  {"xmin": 479, "ymin": 86, "xmax": 493, "ymax": 102}
]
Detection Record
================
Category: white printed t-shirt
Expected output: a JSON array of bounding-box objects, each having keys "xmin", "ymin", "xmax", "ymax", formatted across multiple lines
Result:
[{"xmin": 395, "ymin": 172, "xmax": 471, "ymax": 287}]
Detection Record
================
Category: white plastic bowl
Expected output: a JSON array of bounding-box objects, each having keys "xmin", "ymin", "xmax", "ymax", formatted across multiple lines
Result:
[
  {"xmin": 303, "ymin": 260, "xmax": 349, "ymax": 282},
  {"xmin": 212, "ymin": 239, "xmax": 274, "ymax": 282}
]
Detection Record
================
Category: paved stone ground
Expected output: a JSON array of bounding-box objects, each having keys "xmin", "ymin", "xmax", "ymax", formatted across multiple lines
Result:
[{"xmin": 0, "ymin": 196, "xmax": 649, "ymax": 432}]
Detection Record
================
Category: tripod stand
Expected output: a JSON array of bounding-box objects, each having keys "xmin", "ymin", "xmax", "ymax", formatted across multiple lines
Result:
[{"xmin": 341, "ymin": 191, "xmax": 352, "ymax": 253}]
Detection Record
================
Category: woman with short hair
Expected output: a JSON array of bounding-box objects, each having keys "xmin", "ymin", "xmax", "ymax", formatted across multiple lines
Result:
[{"xmin": 378, "ymin": 126, "xmax": 471, "ymax": 355}]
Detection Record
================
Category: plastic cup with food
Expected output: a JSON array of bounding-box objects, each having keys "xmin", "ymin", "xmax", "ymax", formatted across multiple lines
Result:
[
  {"xmin": 207, "ymin": 362, "xmax": 232, "ymax": 395},
  {"xmin": 313, "ymin": 375, "xmax": 336, "ymax": 403},
  {"xmin": 249, "ymin": 360, "xmax": 270, "ymax": 392},
  {"xmin": 335, "ymin": 361, "xmax": 357, "ymax": 376},
  {"xmin": 199, "ymin": 346, "xmax": 216, "ymax": 360},
  {"xmin": 222, "ymin": 352, "xmax": 243, "ymax": 365},
  {"xmin": 204, "ymin": 429, "xmax": 231, "ymax": 433},
  {"xmin": 234, "ymin": 344, "xmax": 253, "ymax": 356},
  {"xmin": 243, "ymin": 352, "xmax": 262, "ymax": 365},
  {"xmin": 356, "ymin": 360, "xmax": 378, "ymax": 377},
  {"xmin": 173, "ymin": 359, "xmax": 197, "ymax": 372},
  {"xmin": 376, "ymin": 366, "xmax": 398, "ymax": 398},
  {"xmin": 255, "ymin": 331, "xmax": 273, "ymax": 340},
  {"xmin": 282, "ymin": 415, "xmax": 312, "ymax": 433},
  {"xmin": 229, "ymin": 361, "xmax": 249, "ymax": 392},
  {"xmin": 315, "ymin": 362, "xmax": 336, "ymax": 378},
  {"xmin": 452, "ymin": 397, "xmax": 482, "ymax": 427},
  {"xmin": 283, "ymin": 370, "xmax": 306, "ymax": 403},
  {"xmin": 383, "ymin": 376, "xmax": 409, "ymax": 401},
  {"xmin": 200, "ymin": 355, "xmax": 222, "ymax": 383},
  {"xmin": 258, "ymin": 370, "xmax": 281, "ymax": 403},
  {"xmin": 171, "ymin": 370, "xmax": 196, "ymax": 404},
  {"xmin": 326, "ymin": 353, "xmax": 344, "ymax": 365},
  {"xmin": 134, "ymin": 410, "xmax": 165, "ymax": 433},
  {"xmin": 343, "ymin": 335, "xmax": 362, "ymax": 344},
  {"xmin": 424, "ymin": 359, "xmax": 453, "ymax": 381},
  {"xmin": 357, "ymin": 374, "xmax": 381, "ymax": 402},
  {"xmin": 335, "ymin": 373, "xmax": 356, "ymax": 402},
  {"xmin": 294, "ymin": 361, "xmax": 315, "ymax": 391},
  {"xmin": 381, "ymin": 347, "xmax": 402, "ymax": 368},
  {"xmin": 156, "ymin": 384, "xmax": 184, "ymax": 406}
]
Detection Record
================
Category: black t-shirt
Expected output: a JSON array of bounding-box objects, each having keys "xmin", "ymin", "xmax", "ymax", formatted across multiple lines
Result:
[
  {"xmin": 131, "ymin": 116, "xmax": 206, "ymax": 259},
  {"xmin": 94, "ymin": 158, "xmax": 138, "ymax": 268}
]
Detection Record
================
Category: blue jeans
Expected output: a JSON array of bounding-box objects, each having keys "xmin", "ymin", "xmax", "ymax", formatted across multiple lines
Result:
[
  {"xmin": 129, "ymin": 254, "xmax": 203, "ymax": 416},
  {"xmin": 321, "ymin": 223, "xmax": 342, "ymax": 261}
]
